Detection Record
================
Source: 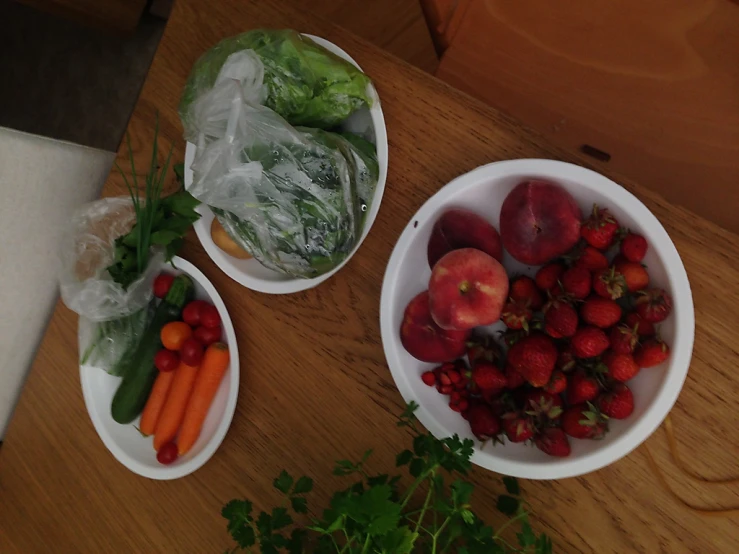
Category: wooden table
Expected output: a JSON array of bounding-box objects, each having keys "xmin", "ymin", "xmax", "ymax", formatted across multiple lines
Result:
[{"xmin": 2, "ymin": 1, "xmax": 739, "ymax": 552}]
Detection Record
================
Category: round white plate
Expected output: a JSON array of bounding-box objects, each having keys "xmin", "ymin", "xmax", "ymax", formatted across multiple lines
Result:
[
  {"xmin": 184, "ymin": 34, "xmax": 389, "ymax": 294},
  {"xmin": 380, "ymin": 159, "xmax": 694, "ymax": 480},
  {"xmin": 80, "ymin": 256, "xmax": 239, "ymax": 480}
]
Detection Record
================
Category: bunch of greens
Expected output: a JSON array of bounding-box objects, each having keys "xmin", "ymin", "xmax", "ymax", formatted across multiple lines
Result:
[{"xmin": 223, "ymin": 403, "xmax": 552, "ymax": 554}]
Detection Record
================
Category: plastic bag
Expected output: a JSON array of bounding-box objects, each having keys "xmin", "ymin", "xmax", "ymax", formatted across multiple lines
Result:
[{"xmin": 60, "ymin": 197, "xmax": 162, "ymax": 374}]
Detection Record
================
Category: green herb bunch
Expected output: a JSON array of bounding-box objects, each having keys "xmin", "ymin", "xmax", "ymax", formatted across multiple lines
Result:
[{"xmin": 223, "ymin": 403, "xmax": 552, "ymax": 554}]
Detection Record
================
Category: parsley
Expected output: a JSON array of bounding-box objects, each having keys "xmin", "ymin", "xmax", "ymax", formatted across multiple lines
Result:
[{"xmin": 223, "ymin": 403, "xmax": 552, "ymax": 553}]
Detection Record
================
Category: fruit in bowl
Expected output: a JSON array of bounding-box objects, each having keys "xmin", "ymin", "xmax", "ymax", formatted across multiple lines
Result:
[{"xmin": 380, "ymin": 160, "xmax": 694, "ymax": 479}]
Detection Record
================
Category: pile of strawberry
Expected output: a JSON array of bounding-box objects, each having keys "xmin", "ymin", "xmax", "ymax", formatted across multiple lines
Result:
[{"xmin": 421, "ymin": 204, "xmax": 673, "ymax": 457}]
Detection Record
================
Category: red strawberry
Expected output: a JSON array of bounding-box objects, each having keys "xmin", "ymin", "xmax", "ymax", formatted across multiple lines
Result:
[
  {"xmin": 535, "ymin": 427, "xmax": 571, "ymax": 457},
  {"xmin": 624, "ymin": 312, "xmax": 656, "ymax": 337},
  {"xmin": 581, "ymin": 205, "xmax": 619, "ymax": 250},
  {"xmin": 621, "ymin": 233, "xmax": 648, "ymax": 263},
  {"xmin": 449, "ymin": 395, "xmax": 470, "ymax": 412},
  {"xmin": 562, "ymin": 403, "xmax": 608, "ymax": 439},
  {"xmin": 471, "ymin": 362, "xmax": 507, "ymax": 392},
  {"xmin": 556, "ymin": 344, "xmax": 576, "ymax": 372},
  {"xmin": 501, "ymin": 299, "xmax": 533, "ymax": 331},
  {"xmin": 581, "ymin": 296, "xmax": 622, "ymax": 328},
  {"xmin": 592, "ymin": 267, "xmax": 627, "ymax": 300},
  {"xmin": 561, "ymin": 266, "xmax": 592, "ymax": 299},
  {"xmin": 574, "ymin": 245, "xmax": 609, "ymax": 271},
  {"xmin": 598, "ymin": 383, "xmax": 634, "ymax": 419},
  {"xmin": 571, "ymin": 326, "xmax": 609, "ymax": 358},
  {"xmin": 544, "ymin": 370, "xmax": 567, "ymax": 395},
  {"xmin": 504, "ymin": 364, "xmax": 527, "ymax": 389},
  {"xmin": 509, "ymin": 275, "xmax": 544, "ymax": 310},
  {"xmin": 488, "ymin": 392, "xmax": 516, "ymax": 416},
  {"xmin": 618, "ymin": 262, "xmax": 649, "ymax": 292},
  {"xmin": 466, "ymin": 335, "xmax": 501, "ymax": 365},
  {"xmin": 502, "ymin": 412, "xmax": 536, "ymax": 442},
  {"xmin": 535, "ymin": 263, "xmax": 565, "ymax": 294},
  {"xmin": 421, "ymin": 371, "xmax": 437, "ymax": 386},
  {"xmin": 524, "ymin": 390, "xmax": 563, "ymax": 420},
  {"xmin": 506, "ymin": 333, "xmax": 557, "ymax": 387},
  {"xmin": 467, "ymin": 403, "xmax": 502, "ymax": 441},
  {"xmin": 609, "ymin": 324, "xmax": 639, "ymax": 355},
  {"xmin": 602, "ymin": 351, "xmax": 640, "ymax": 382},
  {"xmin": 634, "ymin": 338, "xmax": 670, "ymax": 367},
  {"xmin": 567, "ymin": 370, "xmax": 601, "ymax": 404},
  {"xmin": 611, "ymin": 253, "xmax": 629, "ymax": 267},
  {"xmin": 543, "ymin": 299, "xmax": 578, "ymax": 338},
  {"xmin": 635, "ymin": 288, "xmax": 673, "ymax": 323}
]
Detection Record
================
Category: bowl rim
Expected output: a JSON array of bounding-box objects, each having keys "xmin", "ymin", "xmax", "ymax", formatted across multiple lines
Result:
[
  {"xmin": 184, "ymin": 33, "xmax": 389, "ymax": 294},
  {"xmin": 380, "ymin": 159, "xmax": 695, "ymax": 479},
  {"xmin": 80, "ymin": 256, "xmax": 240, "ymax": 480}
]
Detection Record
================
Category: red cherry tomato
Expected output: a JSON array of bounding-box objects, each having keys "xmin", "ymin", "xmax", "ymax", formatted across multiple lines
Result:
[
  {"xmin": 193, "ymin": 325, "xmax": 222, "ymax": 347},
  {"xmin": 182, "ymin": 300, "xmax": 208, "ymax": 327},
  {"xmin": 156, "ymin": 441, "xmax": 179, "ymax": 465},
  {"xmin": 180, "ymin": 337, "xmax": 204, "ymax": 366},
  {"xmin": 199, "ymin": 304, "xmax": 221, "ymax": 329},
  {"xmin": 154, "ymin": 349, "xmax": 179, "ymax": 372},
  {"xmin": 153, "ymin": 273, "xmax": 175, "ymax": 298}
]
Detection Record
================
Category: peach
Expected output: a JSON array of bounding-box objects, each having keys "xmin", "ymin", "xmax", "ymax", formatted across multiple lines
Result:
[
  {"xmin": 500, "ymin": 180, "xmax": 582, "ymax": 265},
  {"xmin": 400, "ymin": 291, "xmax": 470, "ymax": 363},
  {"xmin": 428, "ymin": 248, "xmax": 509, "ymax": 331},
  {"xmin": 427, "ymin": 208, "xmax": 503, "ymax": 268}
]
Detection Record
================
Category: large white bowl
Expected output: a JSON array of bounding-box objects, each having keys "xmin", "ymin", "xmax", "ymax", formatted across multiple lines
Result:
[
  {"xmin": 184, "ymin": 34, "xmax": 389, "ymax": 294},
  {"xmin": 380, "ymin": 159, "xmax": 694, "ymax": 480},
  {"xmin": 80, "ymin": 257, "xmax": 239, "ymax": 480}
]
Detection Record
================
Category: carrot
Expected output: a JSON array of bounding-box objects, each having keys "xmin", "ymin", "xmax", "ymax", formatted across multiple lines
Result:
[
  {"xmin": 139, "ymin": 370, "xmax": 176, "ymax": 436},
  {"xmin": 177, "ymin": 343, "xmax": 230, "ymax": 455},
  {"xmin": 153, "ymin": 361, "xmax": 199, "ymax": 451}
]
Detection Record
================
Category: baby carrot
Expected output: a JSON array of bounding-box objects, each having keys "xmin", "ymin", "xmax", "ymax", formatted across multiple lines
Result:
[
  {"xmin": 153, "ymin": 361, "xmax": 199, "ymax": 451},
  {"xmin": 139, "ymin": 370, "xmax": 176, "ymax": 436},
  {"xmin": 177, "ymin": 343, "xmax": 230, "ymax": 455}
]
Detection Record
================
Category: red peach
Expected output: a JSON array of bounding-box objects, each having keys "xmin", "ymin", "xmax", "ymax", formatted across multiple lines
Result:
[{"xmin": 427, "ymin": 208, "xmax": 503, "ymax": 268}]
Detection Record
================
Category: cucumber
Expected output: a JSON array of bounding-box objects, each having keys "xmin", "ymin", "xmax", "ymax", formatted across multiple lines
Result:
[{"xmin": 111, "ymin": 274, "xmax": 195, "ymax": 424}]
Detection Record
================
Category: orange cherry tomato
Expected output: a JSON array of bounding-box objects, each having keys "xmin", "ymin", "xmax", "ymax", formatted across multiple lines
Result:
[{"xmin": 160, "ymin": 321, "xmax": 193, "ymax": 351}]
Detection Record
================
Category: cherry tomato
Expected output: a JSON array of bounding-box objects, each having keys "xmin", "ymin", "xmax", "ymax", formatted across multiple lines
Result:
[
  {"xmin": 193, "ymin": 325, "xmax": 221, "ymax": 347},
  {"xmin": 160, "ymin": 321, "xmax": 193, "ymax": 351},
  {"xmin": 200, "ymin": 304, "xmax": 221, "ymax": 329},
  {"xmin": 153, "ymin": 273, "xmax": 175, "ymax": 298},
  {"xmin": 156, "ymin": 441, "xmax": 179, "ymax": 465},
  {"xmin": 154, "ymin": 349, "xmax": 179, "ymax": 372},
  {"xmin": 180, "ymin": 337, "xmax": 204, "ymax": 366},
  {"xmin": 182, "ymin": 300, "xmax": 208, "ymax": 327}
]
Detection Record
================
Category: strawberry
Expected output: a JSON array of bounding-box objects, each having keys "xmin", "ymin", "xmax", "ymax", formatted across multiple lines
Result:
[
  {"xmin": 621, "ymin": 233, "xmax": 648, "ymax": 263},
  {"xmin": 471, "ymin": 362, "xmax": 507, "ymax": 392},
  {"xmin": 634, "ymin": 337, "xmax": 670, "ymax": 367},
  {"xmin": 509, "ymin": 275, "xmax": 544, "ymax": 310},
  {"xmin": 635, "ymin": 288, "xmax": 673, "ymax": 323},
  {"xmin": 487, "ymin": 392, "xmax": 516, "ymax": 416},
  {"xmin": 506, "ymin": 333, "xmax": 558, "ymax": 387},
  {"xmin": 581, "ymin": 204, "xmax": 620, "ymax": 250},
  {"xmin": 504, "ymin": 364, "xmax": 527, "ymax": 389},
  {"xmin": 597, "ymin": 383, "xmax": 634, "ymax": 419},
  {"xmin": 611, "ymin": 253, "xmax": 629, "ymax": 267},
  {"xmin": 618, "ymin": 262, "xmax": 649, "ymax": 292},
  {"xmin": 543, "ymin": 299, "xmax": 578, "ymax": 338},
  {"xmin": 609, "ymin": 324, "xmax": 639, "ymax": 355},
  {"xmin": 561, "ymin": 266, "xmax": 591, "ymax": 299},
  {"xmin": 502, "ymin": 411, "xmax": 536, "ymax": 442},
  {"xmin": 544, "ymin": 370, "xmax": 567, "ymax": 394},
  {"xmin": 624, "ymin": 312, "xmax": 656, "ymax": 337},
  {"xmin": 581, "ymin": 296, "xmax": 622, "ymax": 328},
  {"xmin": 467, "ymin": 403, "xmax": 502, "ymax": 441},
  {"xmin": 574, "ymin": 245, "xmax": 609, "ymax": 271},
  {"xmin": 449, "ymin": 396, "xmax": 470, "ymax": 412},
  {"xmin": 524, "ymin": 390, "xmax": 563, "ymax": 420},
  {"xmin": 501, "ymin": 299, "xmax": 532, "ymax": 331},
  {"xmin": 535, "ymin": 263, "xmax": 565, "ymax": 294},
  {"xmin": 421, "ymin": 371, "xmax": 437, "ymax": 386},
  {"xmin": 535, "ymin": 427, "xmax": 571, "ymax": 457},
  {"xmin": 592, "ymin": 267, "xmax": 627, "ymax": 300},
  {"xmin": 561, "ymin": 403, "xmax": 608, "ymax": 439},
  {"xmin": 571, "ymin": 326, "xmax": 609, "ymax": 358},
  {"xmin": 567, "ymin": 370, "xmax": 601, "ymax": 405},
  {"xmin": 556, "ymin": 344, "xmax": 576, "ymax": 372},
  {"xmin": 466, "ymin": 334, "xmax": 501, "ymax": 365},
  {"xmin": 602, "ymin": 351, "xmax": 639, "ymax": 382}
]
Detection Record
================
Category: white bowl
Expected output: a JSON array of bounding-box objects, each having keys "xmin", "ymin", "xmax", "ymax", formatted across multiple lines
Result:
[
  {"xmin": 380, "ymin": 159, "xmax": 694, "ymax": 480},
  {"xmin": 80, "ymin": 256, "xmax": 239, "ymax": 480},
  {"xmin": 184, "ymin": 34, "xmax": 389, "ymax": 294}
]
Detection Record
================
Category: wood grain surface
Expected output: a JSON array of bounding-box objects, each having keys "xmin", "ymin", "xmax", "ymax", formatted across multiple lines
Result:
[
  {"xmin": 435, "ymin": 0, "xmax": 739, "ymax": 234},
  {"xmin": 2, "ymin": 0, "xmax": 739, "ymax": 552}
]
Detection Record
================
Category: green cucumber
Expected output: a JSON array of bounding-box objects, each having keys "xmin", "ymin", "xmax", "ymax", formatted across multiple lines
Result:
[{"xmin": 111, "ymin": 274, "xmax": 195, "ymax": 424}]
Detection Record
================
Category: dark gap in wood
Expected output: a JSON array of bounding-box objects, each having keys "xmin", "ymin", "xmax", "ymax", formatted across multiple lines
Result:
[{"xmin": 581, "ymin": 144, "xmax": 611, "ymax": 162}]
